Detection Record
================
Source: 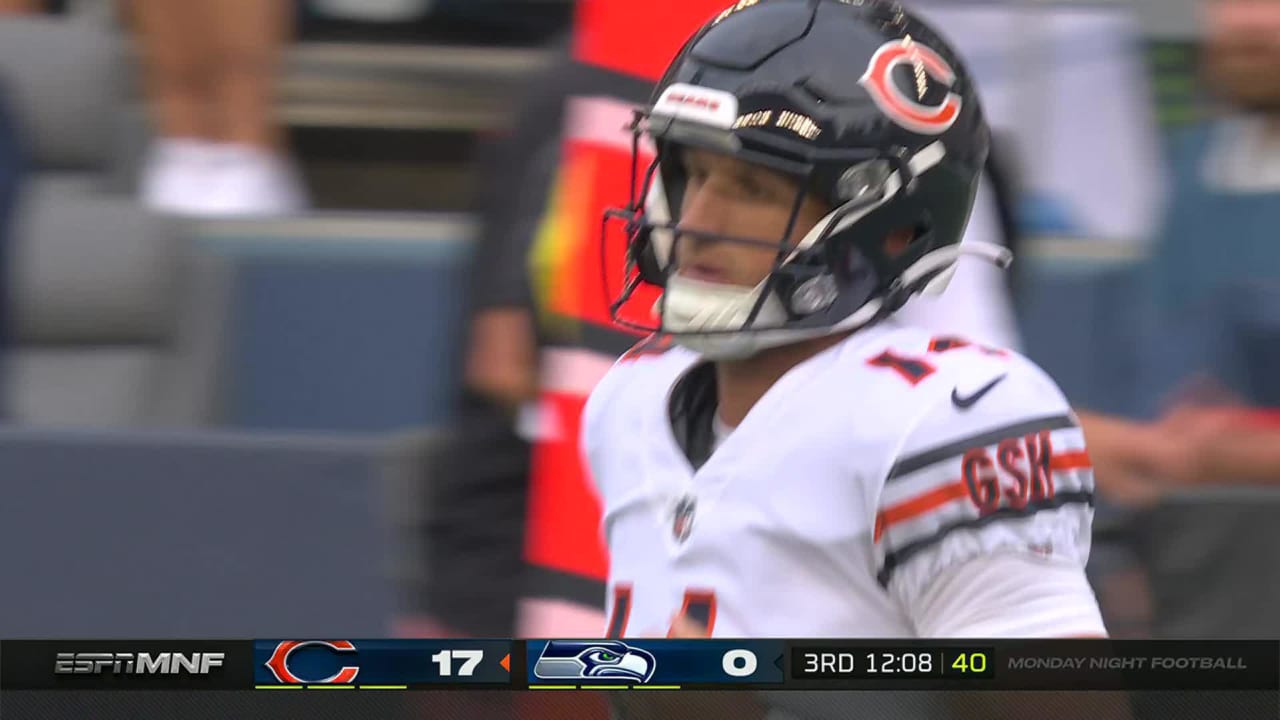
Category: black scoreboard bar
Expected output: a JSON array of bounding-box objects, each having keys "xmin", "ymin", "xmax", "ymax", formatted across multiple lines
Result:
[
  {"xmin": 784, "ymin": 640, "xmax": 1279, "ymax": 691},
  {"xmin": 0, "ymin": 640, "xmax": 1275, "ymax": 691}
]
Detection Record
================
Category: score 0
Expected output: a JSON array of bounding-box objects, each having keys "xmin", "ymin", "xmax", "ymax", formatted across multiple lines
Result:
[{"xmin": 723, "ymin": 649, "xmax": 758, "ymax": 677}]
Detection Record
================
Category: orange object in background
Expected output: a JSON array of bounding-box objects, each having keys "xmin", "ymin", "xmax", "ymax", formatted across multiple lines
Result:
[
  {"xmin": 572, "ymin": 0, "xmax": 727, "ymax": 79},
  {"xmin": 519, "ymin": 0, "xmax": 734, "ymax": 643}
]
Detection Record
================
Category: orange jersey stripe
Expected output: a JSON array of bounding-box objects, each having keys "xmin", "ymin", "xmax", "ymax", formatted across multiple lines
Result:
[
  {"xmin": 875, "ymin": 481, "xmax": 970, "ymax": 542},
  {"xmin": 1050, "ymin": 449, "xmax": 1092, "ymax": 472},
  {"xmin": 875, "ymin": 449, "xmax": 1093, "ymax": 542}
]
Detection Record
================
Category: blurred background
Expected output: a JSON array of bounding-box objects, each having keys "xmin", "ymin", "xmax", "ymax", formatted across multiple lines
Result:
[{"xmin": 0, "ymin": 0, "xmax": 1275, "ymax": 648}]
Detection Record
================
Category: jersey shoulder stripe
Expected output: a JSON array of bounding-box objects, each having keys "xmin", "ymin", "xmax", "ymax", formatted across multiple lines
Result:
[
  {"xmin": 874, "ymin": 436, "xmax": 1093, "ymax": 543},
  {"xmin": 873, "ymin": 416, "xmax": 1095, "ymax": 586},
  {"xmin": 885, "ymin": 413, "xmax": 1077, "ymax": 481},
  {"xmin": 880, "ymin": 415, "xmax": 1090, "ymax": 538}
]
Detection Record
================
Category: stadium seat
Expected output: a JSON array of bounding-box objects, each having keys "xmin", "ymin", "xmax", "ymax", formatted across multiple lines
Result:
[
  {"xmin": 0, "ymin": 16, "xmax": 123, "ymax": 175},
  {"xmin": 5, "ymin": 177, "xmax": 225, "ymax": 426},
  {"xmin": 0, "ymin": 15, "xmax": 230, "ymax": 426}
]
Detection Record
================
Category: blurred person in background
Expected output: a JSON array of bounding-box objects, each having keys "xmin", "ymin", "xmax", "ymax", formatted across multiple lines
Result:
[
  {"xmin": 420, "ymin": 35, "xmax": 575, "ymax": 640},
  {"xmin": 127, "ymin": 0, "xmax": 306, "ymax": 217},
  {"xmin": 1078, "ymin": 0, "xmax": 1280, "ymax": 501}
]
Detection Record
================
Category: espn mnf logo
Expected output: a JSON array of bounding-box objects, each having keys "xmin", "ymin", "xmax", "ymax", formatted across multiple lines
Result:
[
  {"xmin": 55, "ymin": 651, "xmax": 225, "ymax": 676},
  {"xmin": 0, "ymin": 641, "xmax": 243, "ymax": 690}
]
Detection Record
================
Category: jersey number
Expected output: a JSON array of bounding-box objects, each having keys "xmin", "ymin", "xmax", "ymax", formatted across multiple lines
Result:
[
  {"xmin": 606, "ymin": 585, "xmax": 717, "ymax": 638},
  {"xmin": 867, "ymin": 336, "xmax": 1006, "ymax": 385}
]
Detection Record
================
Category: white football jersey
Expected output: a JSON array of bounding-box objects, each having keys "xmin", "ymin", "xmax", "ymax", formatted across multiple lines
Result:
[{"xmin": 581, "ymin": 320, "xmax": 1098, "ymax": 638}]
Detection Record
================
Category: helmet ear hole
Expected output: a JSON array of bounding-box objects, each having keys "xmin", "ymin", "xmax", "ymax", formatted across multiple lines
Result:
[
  {"xmin": 829, "ymin": 242, "xmax": 880, "ymax": 291},
  {"xmin": 631, "ymin": 227, "xmax": 668, "ymax": 286}
]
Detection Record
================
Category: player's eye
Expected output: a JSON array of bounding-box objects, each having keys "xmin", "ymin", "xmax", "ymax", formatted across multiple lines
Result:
[
  {"xmin": 738, "ymin": 177, "xmax": 769, "ymax": 200},
  {"xmin": 740, "ymin": 172, "xmax": 795, "ymax": 203}
]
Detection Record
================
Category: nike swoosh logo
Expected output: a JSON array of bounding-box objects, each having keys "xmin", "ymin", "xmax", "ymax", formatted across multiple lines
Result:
[{"xmin": 951, "ymin": 374, "xmax": 1008, "ymax": 409}]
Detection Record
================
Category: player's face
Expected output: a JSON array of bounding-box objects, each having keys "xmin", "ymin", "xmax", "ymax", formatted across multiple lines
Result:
[
  {"xmin": 1204, "ymin": 0, "xmax": 1280, "ymax": 110},
  {"xmin": 673, "ymin": 147, "xmax": 830, "ymax": 288}
]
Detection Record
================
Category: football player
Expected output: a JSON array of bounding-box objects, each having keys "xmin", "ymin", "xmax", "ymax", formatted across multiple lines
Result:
[{"xmin": 584, "ymin": 0, "xmax": 1107, "ymax": 640}]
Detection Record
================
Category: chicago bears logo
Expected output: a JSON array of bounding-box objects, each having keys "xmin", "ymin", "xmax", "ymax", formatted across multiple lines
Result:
[
  {"xmin": 858, "ymin": 36, "xmax": 962, "ymax": 135},
  {"xmin": 262, "ymin": 641, "xmax": 359, "ymax": 684}
]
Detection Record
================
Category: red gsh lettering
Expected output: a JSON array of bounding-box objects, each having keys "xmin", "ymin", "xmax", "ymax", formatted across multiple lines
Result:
[
  {"xmin": 996, "ymin": 438, "xmax": 1029, "ymax": 510},
  {"xmin": 966, "ymin": 433, "xmax": 1058, "ymax": 514},
  {"xmin": 1024, "ymin": 430, "xmax": 1055, "ymax": 501},
  {"xmin": 962, "ymin": 447, "xmax": 1000, "ymax": 515}
]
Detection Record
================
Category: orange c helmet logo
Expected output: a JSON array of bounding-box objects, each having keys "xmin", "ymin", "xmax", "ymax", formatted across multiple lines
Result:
[
  {"xmin": 858, "ymin": 38, "xmax": 962, "ymax": 135},
  {"xmin": 263, "ymin": 640, "xmax": 360, "ymax": 684}
]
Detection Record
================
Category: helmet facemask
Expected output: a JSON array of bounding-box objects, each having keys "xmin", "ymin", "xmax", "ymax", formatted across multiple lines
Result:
[{"xmin": 604, "ymin": 93, "xmax": 979, "ymax": 360}]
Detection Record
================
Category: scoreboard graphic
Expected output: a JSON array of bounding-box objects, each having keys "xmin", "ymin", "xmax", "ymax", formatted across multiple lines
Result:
[
  {"xmin": 0, "ymin": 639, "xmax": 1275, "ymax": 691},
  {"xmin": 252, "ymin": 640, "xmax": 515, "ymax": 689}
]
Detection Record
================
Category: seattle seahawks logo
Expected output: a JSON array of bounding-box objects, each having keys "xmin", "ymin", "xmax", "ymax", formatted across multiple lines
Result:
[{"xmin": 533, "ymin": 641, "xmax": 657, "ymax": 684}]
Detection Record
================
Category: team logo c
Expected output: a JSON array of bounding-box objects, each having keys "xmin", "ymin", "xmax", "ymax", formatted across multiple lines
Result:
[
  {"xmin": 263, "ymin": 640, "xmax": 360, "ymax": 684},
  {"xmin": 858, "ymin": 38, "xmax": 962, "ymax": 135}
]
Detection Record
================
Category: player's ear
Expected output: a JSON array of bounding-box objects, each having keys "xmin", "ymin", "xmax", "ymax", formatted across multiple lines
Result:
[{"xmin": 882, "ymin": 227, "xmax": 915, "ymax": 258}]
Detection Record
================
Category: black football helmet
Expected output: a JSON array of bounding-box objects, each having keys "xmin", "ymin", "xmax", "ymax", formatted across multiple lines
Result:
[{"xmin": 604, "ymin": 0, "xmax": 1011, "ymax": 358}]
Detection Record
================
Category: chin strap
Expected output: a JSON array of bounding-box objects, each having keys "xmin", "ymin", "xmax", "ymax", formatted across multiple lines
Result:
[{"xmin": 665, "ymin": 239, "xmax": 1014, "ymax": 360}]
